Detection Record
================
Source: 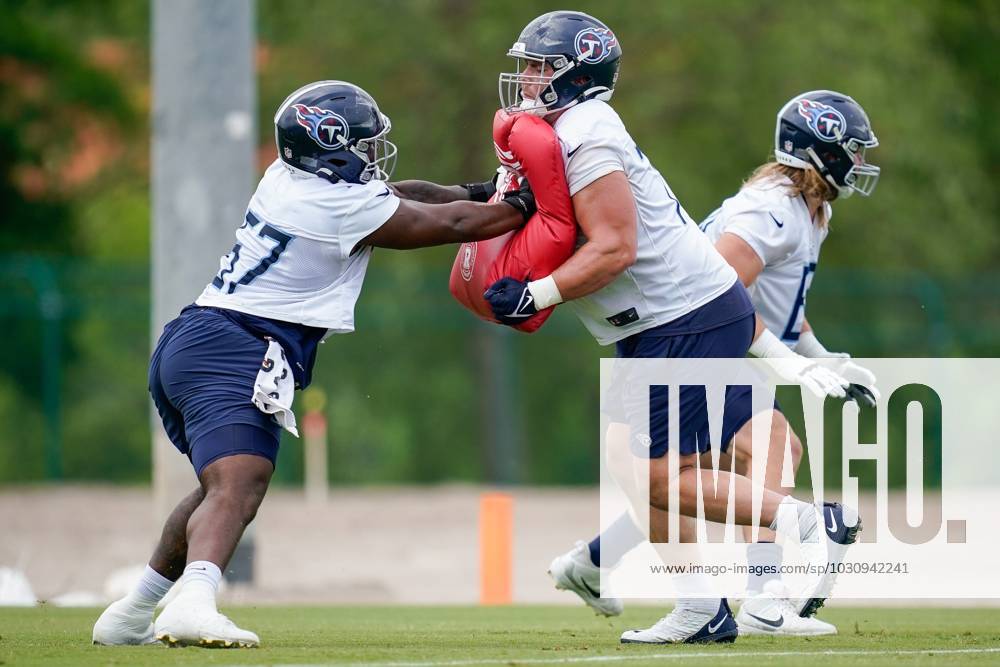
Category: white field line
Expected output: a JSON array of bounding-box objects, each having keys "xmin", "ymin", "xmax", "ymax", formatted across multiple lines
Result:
[{"xmin": 241, "ymin": 646, "xmax": 1000, "ymax": 667}]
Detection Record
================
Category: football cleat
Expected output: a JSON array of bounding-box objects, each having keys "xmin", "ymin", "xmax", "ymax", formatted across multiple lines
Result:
[
  {"xmin": 620, "ymin": 599, "xmax": 738, "ymax": 644},
  {"xmin": 794, "ymin": 501, "xmax": 861, "ymax": 618},
  {"xmin": 548, "ymin": 541, "xmax": 623, "ymax": 617},
  {"xmin": 92, "ymin": 597, "xmax": 157, "ymax": 645},
  {"xmin": 737, "ymin": 582, "xmax": 837, "ymax": 636},
  {"xmin": 154, "ymin": 591, "xmax": 259, "ymax": 648}
]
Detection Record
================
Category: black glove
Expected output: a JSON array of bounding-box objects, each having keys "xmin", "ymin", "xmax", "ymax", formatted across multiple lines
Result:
[
  {"xmin": 484, "ymin": 277, "xmax": 538, "ymax": 326},
  {"xmin": 845, "ymin": 383, "xmax": 877, "ymax": 408},
  {"xmin": 461, "ymin": 174, "xmax": 498, "ymax": 203},
  {"xmin": 500, "ymin": 179, "xmax": 536, "ymax": 223}
]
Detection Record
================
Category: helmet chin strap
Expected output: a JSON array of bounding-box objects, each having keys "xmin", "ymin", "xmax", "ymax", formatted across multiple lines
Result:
[
  {"xmin": 518, "ymin": 97, "xmax": 549, "ymax": 115},
  {"xmin": 805, "ymin": 147, "xmax": 850, "ymax": 199}
]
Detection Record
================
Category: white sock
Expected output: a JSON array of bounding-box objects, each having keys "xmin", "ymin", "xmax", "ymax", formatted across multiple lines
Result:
[
  {"xmin": 179, "ymin": 561, "xmax": 223, "ymax": 602},
  {"xmin": 745, "ymin": 542, "xmax": 783, "ymax": 595},
  {"xmin": 672, "ymin": 573, "xmax": 721, "ymax": 615},
  {"xmin": 119, "ymin": 565, "xmax": 173, "ymax": 616},
  {"xmin": 769, "ymin": 496, "xmax": 818, "ymax": 542}
]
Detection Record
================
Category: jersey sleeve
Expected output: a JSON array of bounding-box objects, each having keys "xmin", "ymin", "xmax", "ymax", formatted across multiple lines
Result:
[
  {"xmin": 333, "ymin": 181, "xmax": 401, "ymax": 259},
  {"xmin": 565, "ymin": 140, "xmax": 625, "ymax": 196},
  {"xmin": 557, "ymin": 102, "xmax": 628, "ymax": 196},
  {"xmin": 721, "ymin": 209, "xmax": 798, "ymax": 266}
]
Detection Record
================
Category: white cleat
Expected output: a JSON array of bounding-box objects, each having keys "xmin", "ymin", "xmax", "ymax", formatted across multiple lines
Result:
[
  {"xmin": 793, "ymin": 502, "xmax": 861, "ymax": 618},
  {"xmin": 737, "ymin": 583, "xmax": 837, "ymax": 636},
  {"xmin": 92, "ymin": 597, "xmax": 158, "ymax": 645},
  {"xmin": 620, "ymin": 599, "xmax": 738, "ymax": 644},
  {"xmin": 548, "ymin": 541, "xmax": 623, "ymax": 617},
  {"xmin": 154, "ymin": 592, "xmax": 259, "ymax": 648}
]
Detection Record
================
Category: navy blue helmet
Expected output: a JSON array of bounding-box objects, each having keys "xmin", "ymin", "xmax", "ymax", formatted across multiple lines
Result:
[
  {"xmin": 499, "ymin": 11, "xmax": 621, "ymax": 115},
  {"xmin": 775, "ymin": 90, "xmax": 879, "ymax": 198},
  {"xmin": 274, "ymin": 81, "xmax": 397, "ymax": 184}
]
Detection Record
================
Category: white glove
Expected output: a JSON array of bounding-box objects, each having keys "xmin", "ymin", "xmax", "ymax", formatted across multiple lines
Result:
[
  {"xmin": 796, "ymin": 331, "xmax": 880, "ymax": 401},
  {"xmin": 749, "ymin": 329, "xmax": 849, "ymax": 399}
]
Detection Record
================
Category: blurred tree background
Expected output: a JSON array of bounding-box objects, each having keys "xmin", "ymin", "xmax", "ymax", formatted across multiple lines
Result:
[{"xmin": 0, "ymin": 0, "xmax": 996, "ymax": 484}]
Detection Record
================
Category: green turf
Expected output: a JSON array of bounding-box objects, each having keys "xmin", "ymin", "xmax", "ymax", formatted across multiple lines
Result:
[{"xmin": 1, "ymin": 605, "xmax": 999, "ymax": 667}]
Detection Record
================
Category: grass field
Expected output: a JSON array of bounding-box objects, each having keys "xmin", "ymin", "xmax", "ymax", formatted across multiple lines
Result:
[{"xmin": 2, "ymin": 605, "xmax": 999, "ymax": 667}]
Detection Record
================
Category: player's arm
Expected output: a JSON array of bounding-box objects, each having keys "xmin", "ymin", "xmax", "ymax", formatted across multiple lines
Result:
[
  {"xmin": 354, "ymin": 183, "xmax": 533, "ymax": 251},
  {"xmin": 391, "ymin": 175, "xmax": 498, "ymax": 205},
  {"xmin": 720, "ymin": 241, "xmax": 848, "ymax": 400},
  {"xmin": 713, "ymin": 232, "xmax": 764, "ymax": 287},
  {"xmin": 548, "ymin": 170, "xmax": 638, "ymax": 299},
  {"xmin": 795, "ymin": 318, "xmax": 845, "ymax": 358},
  {"xmin": 482, "ymin": 170, "xmax": 635, "ymax": 322},
  {"xmin": 391, "ymin": 181, "xmax": 469, "ymax": 204}
]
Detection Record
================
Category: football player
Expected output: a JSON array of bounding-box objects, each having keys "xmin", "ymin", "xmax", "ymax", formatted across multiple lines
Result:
[
  {"xmin": 483, "ymin": 12, "xmax": 861, "ymax": 644},
  {"xmin": 698, "ymin": 90, "xmax": 880, "ymax": 635},
  {"xmin": 91, "ymin": 80, "xmax": 536, "ymax": 648},
  {"xmin": 552, "ymin": 91, "xmax": 881, "ymax": 637}
]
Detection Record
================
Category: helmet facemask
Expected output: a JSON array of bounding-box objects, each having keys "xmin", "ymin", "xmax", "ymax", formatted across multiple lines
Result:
[
  {"xmin": 804, "ymin": 134, "xmax": 880, "ymax": 199},
  {"xmin": 499, "ymin": 48, "xmax": 576, "ymax": 116},
  {"xmin": 354, "ymin": 113, "xmax": 398, "ymax": 182},
  {"xmin": 839, "ymin": 136, "xmax": 880, "ymax": 197}
]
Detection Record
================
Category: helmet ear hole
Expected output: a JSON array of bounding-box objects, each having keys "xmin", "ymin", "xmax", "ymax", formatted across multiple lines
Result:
[{"xmin": 572, "ymin": 75, "xmax": 593, "ymax": 86}]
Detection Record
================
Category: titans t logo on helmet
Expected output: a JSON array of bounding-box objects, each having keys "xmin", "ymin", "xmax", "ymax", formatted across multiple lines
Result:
[
  {"xmin": 574, "ymin": 27, "xmax": 617, "ymax": 64},
  {"xmin": 797, "ymin": 98, "xmax": 847, "ymax": 142},
  {"xmin": 293, "ymin": 103, "xmax": 349, "ymax": 150}
]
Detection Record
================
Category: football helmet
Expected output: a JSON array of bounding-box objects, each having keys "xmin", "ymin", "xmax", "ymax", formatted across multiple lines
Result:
[
  {"xmin": 775, "ymin": 90, "xmax": 879, "ymax": 198},
  {"xmin": 274, "ymin": 81, "xmax": 396, "ymax": 184},
  {"xmin": 499, "ymin": 11, "xmax": 621, "ymax": 116}
]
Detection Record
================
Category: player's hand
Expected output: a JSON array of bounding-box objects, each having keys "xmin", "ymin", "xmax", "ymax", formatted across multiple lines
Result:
[
  {"xmin": 500, "ymin": 179, "xmax": 536, "ymax": 223},
  {"xmin": 794, "ymin": 332, "xmax": 880, "ymax": 406},
  {"xmin": 834, "ymin": 359, "xmax": 880, "ymax": 406},
  {"xmin": 769, "ymin": 356, "xmax": 850, "ymax": 400},
  {"xmin": 830, "ymin": 357, "xmax": 877, "ymax": 388},
  {"xmin": 817, "ymin": 354, "xmax": 880, "ymax": 405},
  {"xmin": 484, "ymin": 276, "xmax": 538, "ymax": 325}
]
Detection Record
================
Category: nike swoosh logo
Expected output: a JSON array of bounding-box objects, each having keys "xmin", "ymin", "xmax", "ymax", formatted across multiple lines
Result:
[
  {"xmin": 707, "ymin": 617, "xmax": 727, "ymax": 633},
  {"xmin": 769, "ymin": 212, "xmax": 784, "ymax": 228},
  {"xmin": 512, "ymin": 289, "xmax": 534, "ymax": 318},
  {"xmin": 747, "ymin": 612, "xmax": 784, "ymax": 628},
  {"xmin": 567, "ymin": 144, "xmax": 583, "ymax": 158},
  {"xmin": 827, "ymin": 506, "xmax": 839, "ymax": 533},
  {"xmin": 377, "ymin": 189, "xmax": 391, "ymax": 197}
]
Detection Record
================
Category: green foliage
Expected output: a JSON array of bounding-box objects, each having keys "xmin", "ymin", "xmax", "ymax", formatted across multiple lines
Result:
[{"xmin": 0, "ymin": 0, "xmax": 996, "ymax": 484}]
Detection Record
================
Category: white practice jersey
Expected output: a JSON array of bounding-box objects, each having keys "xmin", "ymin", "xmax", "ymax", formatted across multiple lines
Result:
[
  {"xmin": 195, "ymin": 159, "xmax": 400, "ymax": 332},
  {"xmin": 552, "ymin": 100, "xmax": 737, "ymax": 345},
  {"xmin": 700, "ymin": 176, "xmax": 830, "ymax": 348}
]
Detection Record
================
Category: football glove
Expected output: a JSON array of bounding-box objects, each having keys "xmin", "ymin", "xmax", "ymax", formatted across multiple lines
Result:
[
  {"xmin": 795, "ymin": 331, "xmax": 880, "ymax": 404},
  {"xmin": 484, "ymin": 277, "xmax": 538, "ymax": 325},
  {"xmin": 750, "ymin": 328, "xmax": 851, "ymax": 400},
  {"xmin": 500, "ymin": 179, "xmax": 536, "ymax": 223},
  {"xmin": 461, "ymin": 174, "xmax": 499, "ymax": 203}
]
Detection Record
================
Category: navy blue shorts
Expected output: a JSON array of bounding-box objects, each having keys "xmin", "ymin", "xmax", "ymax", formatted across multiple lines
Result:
[
  {"xmin": 611, "ymin": 311, "xmax": 757, "ymax": 458},
  {"xmin": 149, "ymin": 306, "xmax": 281, "ymax": 476}
]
